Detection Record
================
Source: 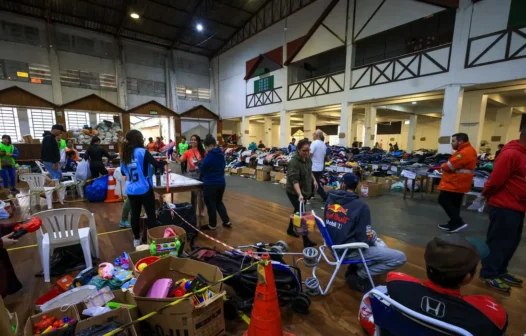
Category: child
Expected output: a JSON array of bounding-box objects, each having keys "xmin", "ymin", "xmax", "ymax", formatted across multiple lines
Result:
[{"xmin": 63, "ymin": 151, "xmax": 78, "ymax": 172}]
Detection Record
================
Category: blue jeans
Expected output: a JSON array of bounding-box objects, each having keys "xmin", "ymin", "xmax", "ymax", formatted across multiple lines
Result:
[
  {"xmin": 0, "ymin": 167, "xmax": 16, "ymax": 188},
  {"xmin": 43, "ymin": 161, "xmax": 62, "ymax": 180},
  {"xmin": 349, "ymin": 246, "xmax": 407, "ymax": 279}
]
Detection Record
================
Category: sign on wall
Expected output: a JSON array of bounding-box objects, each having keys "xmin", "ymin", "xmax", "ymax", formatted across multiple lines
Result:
[{"xmin": 254, "ymin": 76, "xmax": 274, "ymax": 93}]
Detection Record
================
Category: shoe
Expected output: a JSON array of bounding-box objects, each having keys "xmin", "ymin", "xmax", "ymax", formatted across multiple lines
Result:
[
  {"xmin": 287, "ymin": 227, "xmax": 299, "ymax": 238},
  {"xmin": 448, "ymin": 223, "xmax": 468, "ymax": 233},
  {"xmin": 303, "ymin": 239, "xmax": 317, "ymax": 248},
  {"xmin": 199, "ymin": 224, "xmax": 216, "ymax": 231},
  {"xmin": 479, "ymin": 277, "xmax": 511, "ymax": 292},
  {"xmin": 10, "ymin": 188, "xmax": 19, "ymax": 193},
  {"xmin": 500, "ymin": 273, "xmax": 523, "ymax": 286},
  {"xmin": 119, "ymin": 220, "xmax": 131, "ymax": 228},
  {"xmin": 346, "ymin": 273, "xmax": 373, "ymax": 293},
  {"xmin": 222, "ymin": 222, "xmax": 232, "ymax": 228},
  {"xmin": 133, "ymin": 239, "xmax": 142, "ymax": 248},
  {"xmin": 438, "ymin": 223, "xmax": 451, "ymax": 230}
]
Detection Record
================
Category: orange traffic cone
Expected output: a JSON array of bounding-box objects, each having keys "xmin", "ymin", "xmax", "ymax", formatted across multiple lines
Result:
[
  {"xmin": 104, "ymin": 168, "xmax": 122, "ymax": 203},
  {"xmin": 244, "ymin": 254, "xmax": 295, "ymax": 336}
]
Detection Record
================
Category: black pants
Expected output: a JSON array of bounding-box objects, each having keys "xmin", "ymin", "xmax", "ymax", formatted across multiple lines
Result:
[
  {"xmin": 286, "ymin": 192, "xmax": 313, "ymax": 245},
  {"xmin": 181, "ymin": 160, "xmax": 187, "ymax": 174},
  {"xmin": 90, "ymin": 162, "xmax": 108, "ymax": 178},
  {"xmin": 480, "ymin": 206, "xmax": 525, "ymax": 279},
  {"xmin": 313, "ymin": 171, "xmax": 328, "ymax": 201},
  {"xmin": 438, "ymin": 191, "xmax": 465, "ymax": 226},
  {"xmin": 128, "ymin": 188, "xmax": 157, "ymax": 239},
  {"xmin": 203, "ymin": 184, "xmax": 230, "ymax": 227}
]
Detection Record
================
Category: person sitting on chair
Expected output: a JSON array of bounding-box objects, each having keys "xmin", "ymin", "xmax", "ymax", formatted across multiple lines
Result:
[
  {"xmin": 324, "ymin": 173, "xmax": 406, "ymax": 293},
  {"xmin": 386, "ymin": 235, "xmax": 508, "ymax": 336}
]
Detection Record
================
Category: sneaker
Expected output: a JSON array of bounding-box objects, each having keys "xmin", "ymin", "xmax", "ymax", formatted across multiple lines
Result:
[
  {"xmin": 438, "ymin": 223, "xmax": 451, "ymax": 230},
  {"xmin": 448, "ymin": 223, "xmax": 468, "ymax": 233},
  {"xmin": 500, "ymin": 273, "xmax": 523, "ymax": 286},
  {"xmin": 119, "ymin": 220, "xmax": 131, "ymax": 228},
  {"xmin": 199, "ymin": 224, "xmax": 216, "ymax": 231},
  {"xmin": 133, "ymin": 239, "xmax": 142, "ymax": 248},
  {"xmin": 222, "ymin": 222, "xmax": 232, "ymax": 228},
  {"xmin": 346, "ymin": 272, "xmax": 373, "ymax": 293},
  {"xmin": 479, "ymin": 277, "xmax": 511, "ymax": 292}
]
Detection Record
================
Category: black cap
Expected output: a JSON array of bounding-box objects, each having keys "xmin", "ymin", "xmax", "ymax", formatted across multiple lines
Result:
[{"xmin": 52, "ymin": 124, "xmax": 65, "ymax": 132}]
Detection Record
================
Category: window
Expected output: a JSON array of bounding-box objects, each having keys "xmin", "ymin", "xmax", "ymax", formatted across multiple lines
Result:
[
  {"xmin": 66, "ymin": 111, "xmax": 90, "ymax": 130},
  {"xmin": 97, "ymin": 113, "xmax": 118, "ymax": 124},
  {"xmin": 60, "ymin": 68, "xmax": 116, "ymax": 91},
  {"xmin": 29, "ymin": 63, "xmax": 51, "ymax": 84},
  {"xmin": 99, "ymin": 73, "xmax": 117, "ymax": 91},
  {"xmin": 198, "ymin": 88, "xmax": 210, "ymax": 101},
  {"xmin": 0, "ymin": 107, "xmax": 21, "ymax": 141},
  {"xmin": 28, "ymin": 109, "xmax": 55, "ymax": 140},
  {"xmin": 177, "ymin": 85, "xmax": 210, "ymax": 101},
  {"xmin": 127, "ymin": 77, "xmax": 165, "ymax": 97}
]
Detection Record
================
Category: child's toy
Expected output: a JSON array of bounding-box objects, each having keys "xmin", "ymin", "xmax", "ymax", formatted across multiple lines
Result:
[
  {"xmin": 147, "ymin": 278, "xmax": 173, "ymax": 298},
  {"xmin": 98, "ymin": 263, "xmax": 114, "ymax": 280},
  {"xmin": 107, "ymin": 302, "xmax": 136, "ymax": 310},
  {"xmin": 163, "ymin": 227, "xmax": 177, "ymax": 238},
  {"xmin": 11, "ymin": 217, "xmax": 42, "ymax": 239},
  {"xmin": 73, "ymin": 267, "xmax": 98, "ymax": 287},
  {"xmin": 120, "ymin": 252, "xmax": 130, "ymax": 270},
  {"xmin": 134, "ymin": 256, "xmax": 160, "ymax": 273},
  {"xmin": 150, "ymin": 238, "xmax": 181, "ymax": 257},
  {"xmin": 56, "ymin": 275, "xmax": 73, "ymax": 292},
  {"xmin": 33, "ymin": 315, "xmax": 55, "ymax": 333},
  {"xmin": 138, "ymin": 263, "xmax": 147, "ymax": 272}
]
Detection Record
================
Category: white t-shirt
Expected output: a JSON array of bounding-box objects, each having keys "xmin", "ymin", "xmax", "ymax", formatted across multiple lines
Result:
[{"xmin": 310, "ymin": 139, "xmax": 326, "ymax": 172}]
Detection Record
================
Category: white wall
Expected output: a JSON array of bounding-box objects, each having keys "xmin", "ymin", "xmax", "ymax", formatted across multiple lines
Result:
[{"xmin": 469, "ymin": 0, "xmax": 512, "ymax": 38}]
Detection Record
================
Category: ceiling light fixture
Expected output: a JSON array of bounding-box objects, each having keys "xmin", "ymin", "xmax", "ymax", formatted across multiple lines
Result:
[
  {"xmin": 196, "ymin": 23, "xmax": 203, "ymax": 32},
  {"xmin": 404, "ymin": 120, "xmax": 410, "ymax": 124},
  {"xmin": 412, "ymin": 101, "xmax": 417, "ymax": 104},
  {"xmin": 130, "ymin": 13, "xmax": 140, "ymax": 19}
]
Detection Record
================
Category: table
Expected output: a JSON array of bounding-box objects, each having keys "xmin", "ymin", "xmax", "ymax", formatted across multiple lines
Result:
[{"xmin": 152, "ymin": 173, "xmax": 203, "ymax": 226}]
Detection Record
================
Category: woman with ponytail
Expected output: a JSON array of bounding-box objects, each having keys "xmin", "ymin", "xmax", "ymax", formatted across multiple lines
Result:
[
  {"xmin": 176, "ymin": 134, "xmax": 206, "ymax": 216},
  {"xmin": 120, "ymin": 130, "xmax": 167, "ymax": 247}
]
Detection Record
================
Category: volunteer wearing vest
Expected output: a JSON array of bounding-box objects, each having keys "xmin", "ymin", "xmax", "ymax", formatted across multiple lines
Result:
[
  {"xmin": 121, "ymin": 130, "xmax": 167, "ymax": 248},
  {"xmin": 479, "ymin": 127, "xmax": 526, "ymax": 292},
  {"xmin": 177, "ymin": 137, "xmax": 188, "ymax": 174},
  {"xmin": 437, "ymin": 133, "xmax": 477, "ymax": 233},
  {"xmin": 0, "ymin": 135, "xmax": 17, "ymax": 192},
  {"xmin": 288, "ymin": 138, "xmax": 297, "ymax": 153}
]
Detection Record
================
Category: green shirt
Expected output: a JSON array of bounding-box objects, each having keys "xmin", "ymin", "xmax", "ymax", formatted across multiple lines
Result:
[
  {"xmin": 178, "ymin": 142, "xmax": 189, "ymax": 155},
  {"xmin": 59, "ymin": 139, "xmax": 67, "ymax": 150},
  {"xmin": 0, "ymin": 143, "xmax": 15, "ymax": 166},
  {"xmin": 286, "ymin": 152, "xmax": 313, "ymax": 197}
]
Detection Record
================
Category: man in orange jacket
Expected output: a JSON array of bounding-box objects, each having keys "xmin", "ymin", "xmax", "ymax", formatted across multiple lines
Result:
[{"xmin": 437, "ymin": 133, "xmax": 477, "ymax": 233}]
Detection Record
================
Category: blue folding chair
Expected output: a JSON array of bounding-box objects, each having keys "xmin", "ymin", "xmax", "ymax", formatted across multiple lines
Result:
[
  {"xmin": 369, "ymin": 289, "xmax": 472, "ymax": 336},
  {"xmin": 311, "ymin": 212, "xmax": 374, "ymax": 295}
]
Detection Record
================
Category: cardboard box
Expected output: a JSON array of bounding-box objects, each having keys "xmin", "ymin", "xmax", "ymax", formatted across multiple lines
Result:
[
  {"xmin": 274, "ymin": 172, "xmax": 286, "ymax": 182},
  {"xmin": 256, "ymin": 170, "xmax": 271, "ymax": 181},
  {"xmin": 262, "ymin": 165, "xmax": 273, "ymax": 172},
  {"xmin": 230, "ymin": 168, "xmax": 238, "ymax": 175},
  {"xmin": 359, "ymin": 183, "xmax": 383, "ymax": 197},
  {"xmin": 241, "ymin": 168, "xmax": 256, "ymax": 175},
  {"xmin": 24, "ymin": 305, "xmax": 79, "ymax": 336},
  {"xmin": 75, "ymin": 308, "xmax": 137, "ymax": 336},
  {"xmin": 22, "ymin": 135, "xmax": 32, "ymax": 143},
  {"xmin": 0, "ymin": 297, "xmax": 17, "ymax": 336},
  {"xmin": 133, "ymin": 257, "xmax": 226, "ymax": 336},
  {"xmin": 108, "ymin": 290, "xmax": 138, "ymax": 321},
  {"xmin": 147, "ymin": 225, "xmax": 187, "ymax": 246}
]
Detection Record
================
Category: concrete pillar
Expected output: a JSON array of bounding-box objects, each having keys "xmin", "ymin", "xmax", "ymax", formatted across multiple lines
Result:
[
  {"xmin": 407, "ymin": 114, "xmax": 417, "ymax": 152},
  {"xmin": 115, "ymin": 39, "xmax": 128, "ymax": 110},
  {"xmin": 48, "ymin": 47, "xmax": 63, "ymax": 106},
  {"xmin": 364, "ymin": 105, "xmax": 377, "ymax": 147},
  {"xmin": 493, "ymin": 107, "xmax": 513, "ymax": 145},
  {"xmin": 241, "ymin": 116, "xmax": 250, "ymax": 146},
  {"xmin": 339, "ymin": 102, "xmax": 353, "ymax": 146},
  {"xmin": 355, "ymin": 121, "xmax": 364, "ymax": 144},
  {"xmin": 303, "ymin": 114, "xmax": 317, "ymax": 139},
  {"xmin": 459, "ymin": 92, "xmax": 487, "ymax": 152},
  {"xmin": 280, "ymin": 109, "xmax": 290, "ymax": 148},
  {"xmin": 264, "ymin": 117, "xmax": 272, "ymax": 147},
  {"xmin": 438, "ymin": 85, "xmax": 464, "ymax": 153}
]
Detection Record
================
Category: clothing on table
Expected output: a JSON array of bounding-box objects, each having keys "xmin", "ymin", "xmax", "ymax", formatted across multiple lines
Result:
[
  {"xmin": 386, "ymin": 272, "xmax": 508, "ymax": 336},
  {"xmin": 178, "ymin": 142, "xmax": 189, "ymax": 155},
  {"xmin": 258, "ymin": 143, "xmax": 266, "ymax": 149},
  {"xmin": 146, "ymin": 142, "xmax": 156, "ymax": 152},
  {"xmin": 438, "ymin": 141, "xmax": 477, "ymax": 193},
  {"xmin": 203, "ymin": 184, "xmax": 230, "ymax": 228},
  {"xmin": 312, "ymin": 171, "xmax": 327, "ymax": 201},
  {"xmin": 310, "ymin": 139, "xmax": 326, "ymax": 172},
  {"xmin": 347, "ymin": 246, "xmax": 406, "ymax": 279},
  {"xmin": 85, "ymin": 144, "xmax": 115, "ymax": 178},
  {"xmin": 0, "ymin": 168, "xmax": 15, "ymax": 189},
  {"xmin": 181, "ymin": 148, "xmax": 204, "ymax": 172},
  {"xmin": 285, "ymin": 152, "xmax": 313, "ymax": 197},
  {"xmin": 480, "ymin": 206, "xmax": 525, "ymax": 279},
  {"xmin": 41, "ymin": 131, "xmax": 60, "ymax": 164},
  {"xmin": 351, "ymin": 147, "xmax": 360, "ymax": 155},
  {"xmin": 199, "ymin": 148, "xmax": 225, "ymax": 185},
  {"xmin": 43, "ymin": 161, "xmax": 62, "ymax": 180},
  {"xmin": 63, "ymin": 158, "xmax": 78, "ymax": 172},
  {"xmin": 0, "ymin": 222, "xmax": 22, "ymax": 298},
  {"xmin": 438, "ymin": 191, "xmax": 465, "ymax": 227}
]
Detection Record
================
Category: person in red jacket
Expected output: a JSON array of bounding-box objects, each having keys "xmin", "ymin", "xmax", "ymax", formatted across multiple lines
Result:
[
  {"xmin": 479, "ymin": 127, "xmax": 526, "ymax": 292},
  {"xmin": 437, "ymin": 133, "xmax": 477, "ymax": 233}
]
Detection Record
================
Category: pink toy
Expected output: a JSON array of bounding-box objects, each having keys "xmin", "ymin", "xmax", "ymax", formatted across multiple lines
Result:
[
  {"xmin": 163, "ymin": 228, "xmax": 177, "ymax": 238},
  {"xmin": 98, "ymin": 262, "xmax": 115, "ymax": 280},
  {"xmin": 147, "ymin": 278, "xmax": 173, "ymax": 298}
]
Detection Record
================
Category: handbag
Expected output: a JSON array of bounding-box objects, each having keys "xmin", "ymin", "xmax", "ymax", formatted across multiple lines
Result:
[{"xmin": 290, "ymin": 201, "xmax": 316, "ymax": 236}]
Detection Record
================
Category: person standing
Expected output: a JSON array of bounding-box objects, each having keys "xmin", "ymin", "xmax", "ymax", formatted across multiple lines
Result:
[
  {"xmin": 84, "ymin": 136, "xmax": 116, "ymax": 178},
  {"xmin": 178, "ymin": 137, "xmax": 188, "ymax": 174},
  {"xmin": 479, "ymin": 129, "xmax": 526, "ymax": 292},
  {"xmin": 310, "ymin": 130, "xmax": 328, "ymax": 202},
  {"xmin": 41, "ymin": 124, "xmax": 64, "ymax": 181},
  {"xmin": 286, "ymin": 139, "xmax": 317, "ymax": 248},
  {"xmin": 176, "ymin": 135, "xmax": 206, "ymax": 216},
  {"xmin": 146, "ymin": 137, "xmax": 156, "ymax": 152},
  {"xmin": 199, "ymin": 135, "xmax": 232, "ymax": 230},
  {"xmin": 288, "ymin": 138, "xmax": 297, "ymax": 153},
  {"xmin": 494, "ymin": 144, "xmax": 504, "ymax": 158},
  {"xmin": 0, "ymin": 135, "xmax": 18, "ymax": 193},
  {"xmin": 121, "ymin": 130, "xmax": 167, "ymax": 247},
  {"xmin": 437, "ymin": 133, "xmax": 477, "ymax": 233},
  {"xmin": 258, "ymin": 140, "xmax": 266, "ymax": 149}
]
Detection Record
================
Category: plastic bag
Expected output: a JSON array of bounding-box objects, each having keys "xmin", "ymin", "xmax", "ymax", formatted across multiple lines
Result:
[
  {"xmin": 76, "ymin": 160, "xmax": 91, "ymax": 181},
  {"xmin": 86, "ymin": 175, "xmax": 108, "ymax": 202},
  {"xmin": 0, "ymin": 201, "xmax": 13, "ymax": 219},
  {"xmin": 290, "ymin": 202, "xmax": 316, "ymax": 235}
]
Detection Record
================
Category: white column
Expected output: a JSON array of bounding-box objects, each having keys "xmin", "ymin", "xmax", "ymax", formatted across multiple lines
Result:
[
  {"xmin": 303, "ymin": 114, "xmax": 317, "ymax": 139},
  {"xmin": 241, "ymin": 116, "xmax": 250, "ymax": 146},
  {"xmin": 459, "ymin": 92, "xmax": 487, "ymax": 151},
  {"xmin": 493, "ymin": 107, "xmax": 513, "ymax": 145},
  {"xmin": 115, "ymin": 39, "xmax": 128, "ymax": 110},
  {"xmin": 407, "ymin": 114, "xmax": 417, "ymax": 152},
  {"xmin": 339, "ymin": 102, "xmax": 353, "ymax": 146},
  {"xmin": 48, "ymin": 47, "xmax": 63, "ymax": 105},
  {"xmin": 355, "ymin": 120, "xmax": 364, "ymax": 144},
  {"xmin": 280, "ymin": 109, "xmax": 291, "ymax": 148},
  {"xmin": 264, "ymin": 116, "xmax": 272, "ymax": 147},
  {"xmin": 438, "ymin": 85, "xmax": 464, "ymax": 153},
  {"xmin": 450, "ymin": 0, "xmax": 473, "ymax": 74},
  {"xmin": 363, "ymin": 105, "xmax": 377, "ymax": 147}
]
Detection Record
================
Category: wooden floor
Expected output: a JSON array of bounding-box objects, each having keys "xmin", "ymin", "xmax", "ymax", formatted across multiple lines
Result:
[{"xmin": 2, "ymin": 187, "xmax": 526, "ymax": 336}]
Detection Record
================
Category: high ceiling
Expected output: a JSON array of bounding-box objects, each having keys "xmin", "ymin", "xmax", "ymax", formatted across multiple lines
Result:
[{"xmin": 0, "ymin": 0, "xmax": 319, "ymax": 57}]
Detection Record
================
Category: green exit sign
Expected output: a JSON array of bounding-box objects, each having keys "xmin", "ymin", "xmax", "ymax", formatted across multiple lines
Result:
[
  {"xmin": 149, "ymin": 110, "xmax": 158, "ymax": 115},
  {"xmin": 254, "ymin": 76, "xmax": 274, "ymax": 93}
]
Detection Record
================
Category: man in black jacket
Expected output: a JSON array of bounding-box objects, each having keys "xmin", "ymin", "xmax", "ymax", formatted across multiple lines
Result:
[
  {"xmin": 324, "ymin": 173, "xmax": 406, "ymax": 292},
  {"xmin": 42, "ymin": 124, "xmax": 65, "ymax": 180}
]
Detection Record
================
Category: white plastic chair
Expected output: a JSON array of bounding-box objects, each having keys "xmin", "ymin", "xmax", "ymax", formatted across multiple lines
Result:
[
  {"xmin": 35, "ymin": 208, "xmax": 99, "ymax": 283},
  {"xmin": 35, "ymin": 160, "xmax": 83, "ymax": 198},
  {"xmin": 311, "ymin": 212, "xmax": 374, "ymax": 295},
  {"xmin": 19, "ymin": 173, "xmax": 55, "ymax": 209},
  {"xmin": 35, "ymin": 160, "xmax": 48, "ymax": 175}
]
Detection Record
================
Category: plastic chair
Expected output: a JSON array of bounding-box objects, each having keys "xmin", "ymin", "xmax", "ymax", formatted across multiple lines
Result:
[
  {"xmin": 369, "ymin": 289, "xmax": 473, "ymax": 336},
  {"xmin": 311, "ymin": 212, "xmax": 374, "ymax": 295},
  {"xmin": 35, "ymin": 160, "xmax": 82, "ymax": 198},
  {"xmin": 19, "ymin": 173, "xmax": 55, "ymax": 209},
  {"xmin": 35, "ymin": 160, "xmax": 48, "ymax": 175},
  {"xmin": 35, "ymin": 208, "xmax": 99, "ymax": 283}
]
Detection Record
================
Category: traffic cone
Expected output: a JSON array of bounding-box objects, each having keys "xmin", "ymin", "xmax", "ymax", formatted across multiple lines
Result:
[
  {"xmin": 244, "ymin": 253, "xmax": 295, "ymax": 336},
  {"xmin": 104, "ymin": 168, "xmax": 122, "ymax": 203}
]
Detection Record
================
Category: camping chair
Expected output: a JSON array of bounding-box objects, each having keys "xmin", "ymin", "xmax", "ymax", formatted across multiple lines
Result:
[
  {"xmin": 311, "ymin": 212, "xmax": 374, "ymax": 295},
  {"xmin": 369, "ymin": 289, "xmax": 472, "ymax": 336}
]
